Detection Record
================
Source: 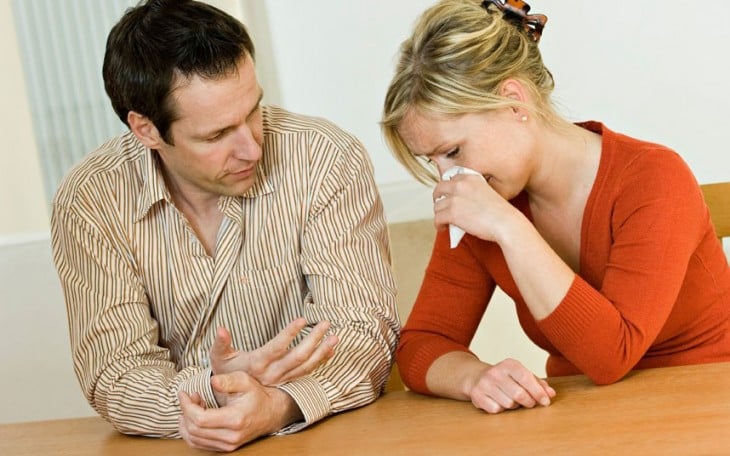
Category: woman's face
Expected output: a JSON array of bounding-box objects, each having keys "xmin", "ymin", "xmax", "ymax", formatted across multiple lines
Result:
[{"xmin": 397, "ymin": 107, "xmax": 536, "ymax": 201}]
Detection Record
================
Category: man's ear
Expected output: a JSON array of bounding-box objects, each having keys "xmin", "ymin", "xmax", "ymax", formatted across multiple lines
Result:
[{"xmin": 128, "ymin": 111, "xmax": 164, "ymax": 149}]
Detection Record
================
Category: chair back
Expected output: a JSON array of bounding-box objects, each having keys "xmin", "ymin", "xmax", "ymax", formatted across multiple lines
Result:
[
  {"xmin": 701, "ymin": 182, "xmax": 730, "ymax": 241},
  {"xmin": 384, "ymin": 364, "xmax": 405, "ymax": 392}
]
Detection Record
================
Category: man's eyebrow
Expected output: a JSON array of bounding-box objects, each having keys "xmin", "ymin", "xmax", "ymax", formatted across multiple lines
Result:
[
  {"xmin": 196, "ymin": 89, "xmax": 265, "ymax": 139},
  {"xmin": 250, "ymin": 89, "xmax": 264, "ymax": 115}
]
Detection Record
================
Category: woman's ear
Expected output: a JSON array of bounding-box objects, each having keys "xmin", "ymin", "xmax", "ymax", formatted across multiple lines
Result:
[
  {"xmin": 127, "ymin": 111, "xmax": 164, "ymax": 149},
  {"xmin": 499, "ymin": 79, "xmax": 531, "ymax": 121},
  {"xmin": 499, "ymin": 78, "xmax": 528, "ymax": 103}
]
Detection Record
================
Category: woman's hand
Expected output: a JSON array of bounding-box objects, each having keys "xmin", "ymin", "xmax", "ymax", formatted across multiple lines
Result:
[
  {"xmin": 433, "ymin": 174, "xmax": 522, "ymax": 244},
  {"xmin": 466, "ymin": 358, "xmax": 556, "ymax": 414},
  {"xmin": 426, "ymin": 352, "xmax": 555, "ymax": 414}
]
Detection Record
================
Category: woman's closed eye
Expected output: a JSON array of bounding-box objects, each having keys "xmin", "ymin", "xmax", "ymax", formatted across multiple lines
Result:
[
  {"xmin": 417, "ymin": 147, "xmax": 458, "ymax": 165},
  {"xmin": 445, "ymin": 147, "xmax": 460, "ymax": 158}
]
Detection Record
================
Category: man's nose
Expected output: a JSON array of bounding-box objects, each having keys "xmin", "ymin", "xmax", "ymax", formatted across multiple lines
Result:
[{"xmin": 231, "ymin": 126, "xmax": 262, "ymax": 161}]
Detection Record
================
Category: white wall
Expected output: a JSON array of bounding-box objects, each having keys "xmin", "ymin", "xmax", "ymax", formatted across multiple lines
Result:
[
  {"xmin": 261, "ymin": 0, "xmax": 730, "ymax": 220},
  {"xmin": 0, "ymin": 0, "xmax": 49, "ymax": 241},
  {"xmin": 259, "ymin": 0, "xmax": 438, "ymax": 222},
  {"xmin": 541, "ymin": 1, "xmax": 730, "ymax": 185},
  {"xmin": 4, "ymin": 0, "xmax": 729, "ymax": 235},
  {"xmin": 1, "ymin": 0, "xmax": 729, "ymax": 423},
  {"xmin": 0, "ymin": 240, "xmax": 94, "ymax": 423}
]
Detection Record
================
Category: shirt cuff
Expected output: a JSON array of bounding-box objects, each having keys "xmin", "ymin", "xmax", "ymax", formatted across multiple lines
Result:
[
  {"xmin": 179, "ymin": 367, "xmax": 219, "ymax": 410},
  {"xmin": 275, "ymin": 375, "xmax": 330, "ymax": 434}
]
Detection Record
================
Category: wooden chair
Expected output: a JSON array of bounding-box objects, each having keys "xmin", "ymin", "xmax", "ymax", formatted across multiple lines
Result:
[
  {"xmin": 384, "ymin": 364, "xmax": 405, "ymax": 392},
  {"xmin": 700, "ymin": 182, "xmax": 730, "ymax": 241}
]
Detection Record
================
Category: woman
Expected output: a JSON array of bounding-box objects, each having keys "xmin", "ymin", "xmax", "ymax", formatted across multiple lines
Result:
[{"xmin": 382, "ymin": 0, "xmax": 730, "ymax": 414}]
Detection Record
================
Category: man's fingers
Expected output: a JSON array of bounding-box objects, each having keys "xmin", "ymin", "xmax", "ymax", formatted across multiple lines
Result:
[
  {"xmin": 211, "ymin": 371, "xmax": 255, "ymax": 395},
  {"xmin": 284, "ymin": 320, "xmax": 332, "ymax": 361},
  {"xmin": 259, "ymin": 318, "xmax": 308, "ymax": 358},
  {"xmin": 252, "ymin": 319, "xmax": 330, "ymax": 377},
  {"xmin": 179, "ymin": 400, "xmax": 245, "ymax": 452},
  {"xmin": 297, "ymin": 333, "xmax": 339, "ymax": 367},
  {"xmin": 211, "ymin": 319, "xmax": 336, "ymax": 386},
  {"xmin": 189, "ymin": 392, "xmax": 205, "ymax": 407},
  {"xmin": 265, "ymin": 333, "xmax": 339, "ymax": 385},
  {"xmin": 260, "ymin": 323, "xmax": 337, "ymax": 384},
  {"xmin": 181, "ymin": 428, "xmax": 238, "ymax": 453},
  {"xmin": 178, "ymin": 391, "xmax": 205, "ymax": 420},
  {"xmin": 178, "ymin": 391, "xmax": 193, "ymax": 409},
  {"xmin": 209, "ymin": 326, "xmax": 235, "ymax": 360}
]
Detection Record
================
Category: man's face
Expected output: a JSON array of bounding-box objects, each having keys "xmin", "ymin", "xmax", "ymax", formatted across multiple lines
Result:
[{"xmin": 155, "ymin": 55, "xmax": 264, "ymax": 202}]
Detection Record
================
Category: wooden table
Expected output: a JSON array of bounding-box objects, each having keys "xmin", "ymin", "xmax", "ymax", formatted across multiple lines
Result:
[{"xmin": 2, "ymin": 362, "xmax": 729, "ymax": 455}]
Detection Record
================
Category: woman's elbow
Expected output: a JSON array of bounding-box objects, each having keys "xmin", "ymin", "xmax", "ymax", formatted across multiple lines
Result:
[{"xmin": 584, "ymin": 364, "xmax": 633, "ymax": 386}]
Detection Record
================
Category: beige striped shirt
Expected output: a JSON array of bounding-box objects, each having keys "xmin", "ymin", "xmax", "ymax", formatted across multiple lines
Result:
[{"xmin": 51, "ymin": 106, "xmax": 399, "ymax": 437}]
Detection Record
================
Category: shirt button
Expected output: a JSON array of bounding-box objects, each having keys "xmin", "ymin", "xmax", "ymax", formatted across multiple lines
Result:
[{"xmin": 240, "ymin": 275, "xmax": 249, "ymax": 285}]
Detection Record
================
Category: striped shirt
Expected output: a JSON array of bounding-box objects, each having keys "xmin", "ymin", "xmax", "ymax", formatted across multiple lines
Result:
[{"xmin": 51, "ymin": 105, "xmax": 399, "ymax": 437}]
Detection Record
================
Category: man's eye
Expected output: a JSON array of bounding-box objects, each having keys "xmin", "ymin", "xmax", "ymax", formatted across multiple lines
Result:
[
  {"xmin": 206, "ymin": 132, "xmax": 225, "ymax": 142},
  {"xmin": 248, "ymin": 104, "xmax": 261, "ymax": 120}
]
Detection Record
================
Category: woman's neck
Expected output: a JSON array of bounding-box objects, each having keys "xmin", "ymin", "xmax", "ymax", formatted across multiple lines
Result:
[{"xmin": 526, "ymin": 121, "xmax": 602, "ymax": 213}]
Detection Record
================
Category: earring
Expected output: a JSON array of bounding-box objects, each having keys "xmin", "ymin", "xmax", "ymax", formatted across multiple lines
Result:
[{"xmin": 520, "ymin": 115, "xmax": 528, "ymax": 122}]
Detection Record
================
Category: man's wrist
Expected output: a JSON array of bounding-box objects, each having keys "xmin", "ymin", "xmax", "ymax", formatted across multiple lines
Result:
[{"xmin": 269, "ymin": 387, "xmax": 304, "ymax": 433}]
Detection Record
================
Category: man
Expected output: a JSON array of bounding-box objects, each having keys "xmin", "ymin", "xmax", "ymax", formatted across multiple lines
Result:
[{"xmin": 51, "ymin": 0, "xmax": 399, "ymax": 451}]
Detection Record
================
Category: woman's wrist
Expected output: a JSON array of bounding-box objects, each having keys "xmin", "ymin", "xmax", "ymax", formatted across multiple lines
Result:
[{"xmin": 493, "ymin": 209, "xmax": 534, "ymax": 251}]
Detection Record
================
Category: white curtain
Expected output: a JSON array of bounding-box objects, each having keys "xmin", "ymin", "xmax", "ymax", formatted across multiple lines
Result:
[
  {"xmin": 11, "ymin": 0, "xmax": 277, "ymax": 203},
  {"xmin": 11, "ymin": 0, "xmax": 135, "ymax": 202}
]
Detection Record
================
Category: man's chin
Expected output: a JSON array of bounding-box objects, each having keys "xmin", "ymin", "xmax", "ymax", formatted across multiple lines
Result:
[{"xmin": 222, "ymin": 178, "xmax": 257, "ymax": 197}]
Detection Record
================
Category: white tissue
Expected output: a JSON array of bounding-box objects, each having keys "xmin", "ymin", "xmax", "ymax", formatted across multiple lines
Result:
[{"xmin": 439, "ymin": 166, "xmax": 485, "ymax": 248}]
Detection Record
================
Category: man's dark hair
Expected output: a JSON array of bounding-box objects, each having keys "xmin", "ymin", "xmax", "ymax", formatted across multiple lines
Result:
[{"xmin": 103, "ymin": 0, "xmax": 255, "ymax": 144}]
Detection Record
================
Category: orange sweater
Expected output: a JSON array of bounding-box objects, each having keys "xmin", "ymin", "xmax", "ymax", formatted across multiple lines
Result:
[{"xmin": 397, "ymin": 122, "xmax": 730, "ymax": 391}]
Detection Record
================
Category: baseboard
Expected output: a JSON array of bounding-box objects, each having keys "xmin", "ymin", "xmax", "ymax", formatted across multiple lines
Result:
[
  {"xmin": 379, "ymin": 180, "xmax": 433, "ymax": 224},
  {"xmin": 0, "ymin": 232, "xmax": 50, "ymax": 247}
]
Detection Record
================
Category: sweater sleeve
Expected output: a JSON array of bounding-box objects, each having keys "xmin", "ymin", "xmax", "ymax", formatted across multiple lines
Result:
[
  {"xmin": 538, "ymin": 148, "xmax": 707, "ymax": 385},
  {"xmin": 396, "ymin": 230, "xmax": 496, "ymax": 394}
]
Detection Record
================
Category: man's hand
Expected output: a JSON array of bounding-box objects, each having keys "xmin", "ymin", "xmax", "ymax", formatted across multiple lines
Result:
[
  {"xmin": 178, "ymin": 371, "xmax": 303, "ymax": 452},
  {"xmin": 209, "ymin": 317, "xmax": 338, "ymax": 386}
]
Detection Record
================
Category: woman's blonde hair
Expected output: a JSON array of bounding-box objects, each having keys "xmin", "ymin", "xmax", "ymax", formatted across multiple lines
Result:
[{"xmin": 381, "ymin": 0, "xmax": 556, "ymax": 184}]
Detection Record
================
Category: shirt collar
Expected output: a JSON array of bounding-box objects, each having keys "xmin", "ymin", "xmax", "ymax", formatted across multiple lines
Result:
[{"xmin": 134, "ymin": 145, "xmax": 170, "ymax": 222}]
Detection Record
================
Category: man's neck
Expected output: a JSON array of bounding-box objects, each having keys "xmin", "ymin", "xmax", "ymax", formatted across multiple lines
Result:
[{"xmin": 163, "ymin": 169, "xmax": 224, "ymax": 257}]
